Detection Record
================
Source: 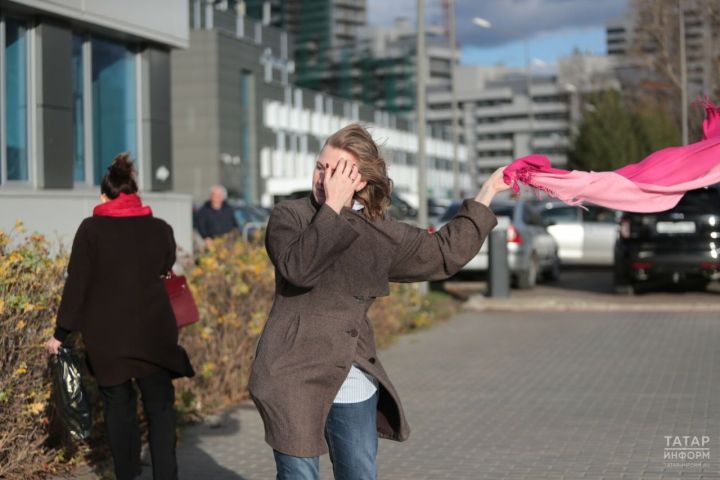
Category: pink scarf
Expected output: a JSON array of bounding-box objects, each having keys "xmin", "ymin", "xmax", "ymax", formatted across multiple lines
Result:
[{"xmin": 503, "ymin": 99, "xmax": 720, "ymax": 213}]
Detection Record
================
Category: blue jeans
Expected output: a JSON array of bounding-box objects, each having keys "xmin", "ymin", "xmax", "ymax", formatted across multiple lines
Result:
[{"xmin": 274, "ymin": 392, "xmax": 379, "ymax": 480}]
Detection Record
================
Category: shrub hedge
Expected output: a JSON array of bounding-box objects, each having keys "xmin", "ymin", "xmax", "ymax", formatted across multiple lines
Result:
[{"xmin": 0, "ymin": 225, "xmax": 457, "ymax": 479}]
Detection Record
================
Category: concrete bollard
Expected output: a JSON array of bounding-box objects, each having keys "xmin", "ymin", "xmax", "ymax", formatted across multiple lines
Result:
[{"xmin": 487, "ymin": 228, "xmax": 510, "ymax": 298}]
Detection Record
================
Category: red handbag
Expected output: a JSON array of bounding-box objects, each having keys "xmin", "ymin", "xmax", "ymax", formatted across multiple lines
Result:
[{"xmin": 163, "ymin": 272, "xmax": 200, "ymax": 328}]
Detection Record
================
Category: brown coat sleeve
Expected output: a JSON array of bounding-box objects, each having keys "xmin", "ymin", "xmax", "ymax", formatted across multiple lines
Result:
[
  {"xmin": 56, "ymin": 219, "xmax": 94, "ymax": 333},
  {"xmin": 389, "ymin": 199, "xmax": 497, "ymax": 282},
  {"xmin": 265, "ymin": 202, "xmax": 360, "ymax": 288}
]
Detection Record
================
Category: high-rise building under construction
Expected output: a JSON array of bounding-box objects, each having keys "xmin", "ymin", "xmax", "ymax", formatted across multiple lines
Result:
[
  {"xmin": 242, "ymin": 1, "xmax": 452, "ymax": 116},
  {"xmin": 243, "ymin": 0, "xmax": 367, "ymax": 89}
]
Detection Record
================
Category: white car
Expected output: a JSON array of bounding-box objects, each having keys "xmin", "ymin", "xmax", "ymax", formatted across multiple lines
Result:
[{"xmin": 535, "ymin": 200, "xmax": 620, "ymax": 266}]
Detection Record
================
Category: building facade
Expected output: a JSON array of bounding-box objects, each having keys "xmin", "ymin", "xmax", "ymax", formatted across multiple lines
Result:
[
  {"xmin": 243, "ymin": 0, "xmax": 368, "ymax": 94},
  {"xmin": 295, "ymin": 18, "xmax": 455, "ymax": 115},
  {"xmin": 427, "ymin": 53, "xmax": 620, "ymax": 185},
  {"xmin": 172, "ymin": 2, "xmax": 469, "ymax": 206},
  {"xmin": 428, "ymin": 66, "xmax": 576, "ymax": 182},
  {"xmin": 606, "ymin": 3, "xmax": 718, "ymax": 100},
  {"xmin": 0, "ymin": 0, "xmax": 193, "ymax": 251},
  {"xmin": 243, "ymin": 4, "xmax": 453, "ymax": 116}
]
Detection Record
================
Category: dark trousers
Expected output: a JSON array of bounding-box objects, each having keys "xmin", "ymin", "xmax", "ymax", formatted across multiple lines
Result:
[{"xmin": 99, "ymin": 370, "xmax": 178, "ymax": 480}]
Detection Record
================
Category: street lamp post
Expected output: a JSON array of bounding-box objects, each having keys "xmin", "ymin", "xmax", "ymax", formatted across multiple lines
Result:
[
  {"xmin": 449, "ymin": 8, "xmax": 492, "ymax": 198},
  {"xmin": 448, "ymin": 0, "xmax": 461, "ymax": 198},
  {"xmin": 417, "ymin": 0, "xmax": 427, "ymax": 229},
  {"xmin": 679, "ymin": 0, "xmax": 688, "ymax": 145},
  {"xmin": 525, "ymin": 38, "xmax": 534, "ymax": 157}
]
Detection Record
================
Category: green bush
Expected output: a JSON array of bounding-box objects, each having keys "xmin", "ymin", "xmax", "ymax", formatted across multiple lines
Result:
[{"xmin": 0, "ymin": 225, "xmax": 457, "ymax": 478}]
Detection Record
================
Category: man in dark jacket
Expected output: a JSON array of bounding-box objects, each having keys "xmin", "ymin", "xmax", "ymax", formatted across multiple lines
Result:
[{"xmin": 195, "ymin": 185, "xmax": 238, "ymax": 244}]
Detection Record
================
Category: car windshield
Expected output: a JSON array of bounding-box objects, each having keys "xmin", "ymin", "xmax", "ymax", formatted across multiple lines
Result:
[
  {"xmin": 491, "ymin": 204, "xmax": 513, "ymax": 218},
  {"xmin": 235, "ymin": 207, "xmax": 265, "ymax": 224},
  {"xmin": 584, "ymin": 206, "xmax": 618, "ymax": 223},
  {"xmin": 541, "ymin": 206, "xmax": 579, "ymax": 224},
  {"xmin": 440, "ymin": 202, "xmax": 514, "ymax": 222}
]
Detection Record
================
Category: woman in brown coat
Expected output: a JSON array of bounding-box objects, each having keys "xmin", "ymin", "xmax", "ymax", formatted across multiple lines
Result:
[
  {"xmin": 249, "ymin": 124, "xmax": 509, "ymax": 479},
  {"xmin": 45, "ymin": 154, "xmax": 194, "ymax": 480}
]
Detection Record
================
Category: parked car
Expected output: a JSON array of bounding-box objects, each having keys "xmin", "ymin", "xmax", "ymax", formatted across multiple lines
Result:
[
  {"xmin": 233, "ymin": 204, "xmax": 269, "ymax": 225},
  {"xmin": 229, "ymin": 202, "xmax": 269, "ymax": 241},
  {"xmin": 614, "ymin": 185, "xmax": 720, "ymax": 293},
  {"xmin": 436, "ymin": 199, "xmax": 560, "ymax": 288},
  {"xmin": 535, "ymin": 200, "xmax": 620, "ymax": 266},
  {"xmin": 428, "ymin": 197, "xmax": 452, "ymax": 225},
  {"xmin": 388, "ymin": 191, "xmax": 417, "ymax": 221}
]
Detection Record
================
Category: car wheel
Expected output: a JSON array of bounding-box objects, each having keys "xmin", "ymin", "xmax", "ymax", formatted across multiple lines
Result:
[
  {"xmin": 544, "ymin": 256, "xmax": 561, "ymax": 282},
  {"xmin": 516, "ymin": 255, "xmax": 538, "ymax": 289}
]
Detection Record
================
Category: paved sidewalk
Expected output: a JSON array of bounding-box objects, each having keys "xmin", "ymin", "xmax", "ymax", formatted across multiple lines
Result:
[
  {"xmin": 154, "ymin": 310, "xmax": 720, "ymax": 479},
  {"xmin": 71, "ymin": 309, "xmax": 720, "ymax": 479}
]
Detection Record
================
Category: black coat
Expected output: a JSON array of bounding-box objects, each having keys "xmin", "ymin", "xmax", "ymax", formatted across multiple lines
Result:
[
  {"xmin": 56, "ymin": 216, "xmax": 194, "ymax": 386},
  {"xmin": 195, "ymin": 201, "xmax": 238, "ymax": 239}
]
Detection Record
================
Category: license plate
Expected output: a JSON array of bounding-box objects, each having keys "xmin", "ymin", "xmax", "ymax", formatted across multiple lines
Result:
[{"xmin": 656, "ymin": 221, "xmax": 696, "ymax": 234}]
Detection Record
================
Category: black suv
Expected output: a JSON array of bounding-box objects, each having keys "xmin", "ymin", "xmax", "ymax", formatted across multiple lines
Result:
[{"xmin": 614, "ymin": 185, "xmax": 720, "ymax": 293}]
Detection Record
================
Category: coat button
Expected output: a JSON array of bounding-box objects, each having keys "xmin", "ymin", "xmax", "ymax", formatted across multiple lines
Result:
[
  {"xmin": 348, "ymin": 328, "xmax": 359, "ymax": 337},
  {"xmin": 369, "ymin": 357, "xmax": 376, "ymax": 364}
]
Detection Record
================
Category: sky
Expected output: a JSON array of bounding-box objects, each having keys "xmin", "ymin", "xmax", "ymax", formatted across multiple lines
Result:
[{"xmin": 367, "ymin": 0, "xmax": 630, "ymax": 68}]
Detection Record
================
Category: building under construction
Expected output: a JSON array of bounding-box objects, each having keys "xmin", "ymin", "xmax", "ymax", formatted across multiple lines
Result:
[{"xmin": 243, "ymin": 1, "xmax": 454, "ymax": 116}]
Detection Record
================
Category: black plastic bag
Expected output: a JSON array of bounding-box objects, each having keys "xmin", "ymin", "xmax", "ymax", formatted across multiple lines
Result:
[{"xmin": 50, "ymin": 346, "xmax": 92, "ymax": 441}]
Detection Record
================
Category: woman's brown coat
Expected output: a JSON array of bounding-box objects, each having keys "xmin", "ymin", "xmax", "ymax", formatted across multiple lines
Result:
[{"xmin": 248, "ymin": 196, "xmax": 497, "ymax": 457}]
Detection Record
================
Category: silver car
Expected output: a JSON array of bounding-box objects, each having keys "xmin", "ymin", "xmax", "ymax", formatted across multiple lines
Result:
[
  {"xmin": 535, "ymin": 200, "xmax": 620, "ymax": 266},
  {"xmin": 436, "ymin": 199, "xmax": 560, "ymax": 288}
]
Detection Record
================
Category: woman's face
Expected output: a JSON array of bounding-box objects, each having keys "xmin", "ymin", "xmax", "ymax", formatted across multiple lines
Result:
[{"xmin": 312, "ymin": 146, "xmax": 358, "ymax": 205}]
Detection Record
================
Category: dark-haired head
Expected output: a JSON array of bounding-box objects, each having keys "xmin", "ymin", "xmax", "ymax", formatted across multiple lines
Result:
[{"xmin": 101, "ymin": 153, "xmax": 138, "ymax": 199}]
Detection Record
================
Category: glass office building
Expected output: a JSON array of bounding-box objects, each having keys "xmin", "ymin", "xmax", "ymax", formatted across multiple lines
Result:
[{"xmin": 0, "ymin": 0, "xmax": 194, "ymax": 252}]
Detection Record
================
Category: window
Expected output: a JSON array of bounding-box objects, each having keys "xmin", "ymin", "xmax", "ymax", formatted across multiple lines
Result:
[
  {"xmin": 91, "ymin": 37, "xmax": 137, "ymax": 185},
  {"xmin": 491, "ymin": 204, "xmax": 514, "ymax": 218},
  {"xmin": 72, "ymin": 35, "xmax": 85, "ymax": 182},
  {"xmin": 4, "ymin": 18, "xmax": 28, "ymax": 182},
  {"xmin": 584, "ymin": 206, "xmax": 618, "ymax": 224},
  {"xmin": 522, "ymin": 205, "xmax": 542, "ymax": 225},
  {"xmin": 541, "ymin": 206, "xmax": 580, "ymax": 224}
]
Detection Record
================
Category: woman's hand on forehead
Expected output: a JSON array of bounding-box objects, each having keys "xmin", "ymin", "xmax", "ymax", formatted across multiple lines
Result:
[{"xmin": 329, "ymin": 155, "xmax": 356, "ymax": 171}]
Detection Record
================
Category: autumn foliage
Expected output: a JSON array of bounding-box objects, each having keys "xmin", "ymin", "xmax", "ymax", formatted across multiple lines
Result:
[{"xmin": 0, "ymin": 225, "xmax": 456, "ymax": 478}]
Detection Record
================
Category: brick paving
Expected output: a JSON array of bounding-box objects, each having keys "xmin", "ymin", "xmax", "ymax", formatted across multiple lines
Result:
[
  {"xmin": 157, "ymin": 310, "xmax": 720, "ymax": 479},
  {"xmin": 66, "ymin": 309, "xmax": 720, "ymax": 479}
]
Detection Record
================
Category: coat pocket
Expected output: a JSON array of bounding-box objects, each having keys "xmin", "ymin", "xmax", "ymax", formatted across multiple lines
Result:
[{"xmin": 255, "ymin": 313, "xmax": 299, "ymax": 365}]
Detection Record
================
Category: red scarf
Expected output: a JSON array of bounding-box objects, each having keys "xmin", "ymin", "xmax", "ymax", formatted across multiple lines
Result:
[{"xmin": 93, "ymin": 193, "xmax": 153, "ymax": 217}]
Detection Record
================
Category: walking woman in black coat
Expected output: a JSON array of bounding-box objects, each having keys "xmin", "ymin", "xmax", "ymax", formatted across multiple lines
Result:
[{"xmin": 45, "ymin": 153, "xmax": 194, "ymax": 480}]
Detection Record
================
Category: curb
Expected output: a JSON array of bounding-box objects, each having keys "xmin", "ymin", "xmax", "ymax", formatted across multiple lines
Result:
[{"xmin": 465, "ymin": 295, "xmax": 720, "ymax": 313}]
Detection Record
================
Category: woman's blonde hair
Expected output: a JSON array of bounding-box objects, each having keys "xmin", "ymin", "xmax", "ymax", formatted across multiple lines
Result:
[{"xmin": 324, "ymin": 123, "xmax": 393, "ymax": 220}]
